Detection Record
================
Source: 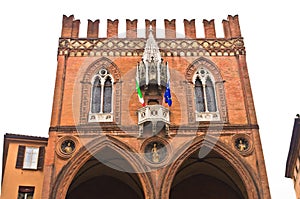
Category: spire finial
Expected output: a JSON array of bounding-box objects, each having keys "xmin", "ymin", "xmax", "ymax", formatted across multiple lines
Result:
[
  {"xmin": 149, "ymin": 25, "xmax": 153, "ymax": 32},
  {"xmin": 143, "ymin": 26, "xmax": 161, "ymax": 62}
]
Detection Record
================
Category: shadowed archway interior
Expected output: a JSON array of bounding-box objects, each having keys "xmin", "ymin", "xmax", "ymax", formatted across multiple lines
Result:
[
  {"xmin": 66, "ymin": 147, "xmax": 144, "ymax": 199},
  {"xmin": 170, "ymin": 148, "xmax": 247, "ymax": 199}
]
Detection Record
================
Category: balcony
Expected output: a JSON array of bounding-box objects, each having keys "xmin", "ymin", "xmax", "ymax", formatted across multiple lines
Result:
[
  {"xmin": 137, "ymin": 105, "xmax": 170, "ymax": 125},
  {"xmin": 137, "ymin": 105, "xmax": 170, "ymax": 137}
]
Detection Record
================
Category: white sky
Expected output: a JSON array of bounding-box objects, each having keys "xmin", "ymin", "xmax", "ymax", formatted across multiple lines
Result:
[{"xmin": 0, "ymin": 0, "xmax": 299, "ymax": 198}]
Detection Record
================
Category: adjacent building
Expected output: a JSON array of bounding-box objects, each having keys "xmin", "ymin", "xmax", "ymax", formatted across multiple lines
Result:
[
  {"xmin": 286, "ymin": 117, "xmax": 300, "ymax": 198},
  {"xmin": 1, "ymin": 134, "xmax": 47, "ymax": 199},
  {"xmin": 1, "ymin": 15, "xmax": 271, "ymax": 199}
]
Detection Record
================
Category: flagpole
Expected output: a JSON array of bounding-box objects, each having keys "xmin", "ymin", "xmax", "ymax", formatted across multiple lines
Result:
[
  {"xmin": 164, "ymin": 62, "xmax": 172, "ymax": 107},
  {"xmin": 166, "ymin": 61, "xmax": 170, "ymax": 83},
  {"xmin": 136, "ymin": 62, "xmax": 145, "ymax": 107}
]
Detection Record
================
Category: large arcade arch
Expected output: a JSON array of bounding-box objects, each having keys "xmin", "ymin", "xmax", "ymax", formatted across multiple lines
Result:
[
  {"xmin": 161, "ymin": 137, "xmax": 261, "ymax": 199},
  {"xmin": 66, "ymin": 151, "xmax": 143, "ymax": 199},
  {"xmin": 50, "ymin": 136, "xmax": 153, "ymax": 199}
]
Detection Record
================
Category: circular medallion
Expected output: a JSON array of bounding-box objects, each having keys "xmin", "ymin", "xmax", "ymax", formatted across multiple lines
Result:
[
  {"xmin": 235, "ymin": 137, "xmax": 249, "ymax": 152},
  {"xmin": 232, "ymin": 134, "xmax": 253, "ymax": 156},
  {"xmin": 56, "ymin": 136, "xmax": 78, "ymax": 159},
  {"xmin": 61, "ymin": 140, "xmax": 76, "ymax": 154},
  {"xmin": 144, "ymin": 141, "xmax": 167, "ymax": 164}
]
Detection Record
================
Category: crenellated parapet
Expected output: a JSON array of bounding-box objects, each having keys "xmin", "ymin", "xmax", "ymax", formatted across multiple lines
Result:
[
  {"xmin": 203, "ymin": 19, "xmax": 216, "ymax": 39},
  {"xmin": 61, "ymin": 15, "xmax": 80, "ymax": 38},
  {"xmin": 61, "ymin": 15, "xmax": 242, "ymax": 39},
  {"xmin": 222, "ymin": 15, "xmax": 241, "ymax": 38},
  {"xmin": 87, "ymin": 20, "xmax": 100, "ymax": 38},
  {"xmin": 59, "ymin": 15, "xmax": 245, "ymax": 57},
  {"xmin": 164, "ymin": 19, "xmax": 176, "ymax": 39},
  {"xmin": 126, "ymin": 19, "xmax": 138, "ymax": 38},
  {"xmin": 184, "ymin": 19, "xmax": 196, "ymax": 39}
]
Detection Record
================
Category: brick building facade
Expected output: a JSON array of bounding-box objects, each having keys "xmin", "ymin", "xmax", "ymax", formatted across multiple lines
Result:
[{"xmin": 2, "ymin": 15, "xmax": 271, "ymax": 199}]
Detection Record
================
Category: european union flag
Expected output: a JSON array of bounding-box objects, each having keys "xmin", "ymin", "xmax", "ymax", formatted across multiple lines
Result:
[{"xmin": 164, "ymin": 81, "xmax": 172, "ymax": 106}]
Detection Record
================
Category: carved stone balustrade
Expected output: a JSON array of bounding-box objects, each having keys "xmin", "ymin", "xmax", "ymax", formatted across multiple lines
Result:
[{"xmin": 138, "ymin": 105, "xmax": 170, "ymax": 124}]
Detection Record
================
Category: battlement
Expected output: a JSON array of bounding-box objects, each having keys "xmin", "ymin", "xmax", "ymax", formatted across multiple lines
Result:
[
  {"xmin": 58, "ymin": 15, "xmax": 245, "ymax": 57},
  {"xmin": 61, "ymin": 15, "xmax": 241, "ymax": 39}
]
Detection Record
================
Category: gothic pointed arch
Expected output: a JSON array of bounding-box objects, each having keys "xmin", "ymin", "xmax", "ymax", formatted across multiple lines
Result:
[
  {"xmin": 160, "ymin": 137, "xmax": 261, "ymax": 199},
  {"xmin": 80, "ymin": 57, "xmax": 122, "ymax": 124},
  {"xmin": 185, "ymin": 57, "xmax": 227, "ymax": 123},
  {"xmin": 50, "ymin": 136, "xmax": 154, "ymax": 199},
  {"xmin": 91, "ymin": 76, "xmax": 102, "ymax": 113},
  {"xmin": 103, "ymin": 76, "xmax": 113, "ymax": 113},
  {"xmin": 205, "ymin": 76, "xmax": 217, "ymax": 112},
  {"xmin": 194, "ymin": 77, "xmax": 205, "ymax": 112}
]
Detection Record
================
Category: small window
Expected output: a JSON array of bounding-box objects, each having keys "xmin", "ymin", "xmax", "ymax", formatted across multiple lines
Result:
[
  {"xmin": 18, "ymin": 186, "xmax": 34, "ymax": 199},
  {"xmin": 16, "ymin": 146, "xmax": 45, "ymax": 170},
  {"xmin": 23, "ymin": 147, "xmax": 39, "ymax": 169}
]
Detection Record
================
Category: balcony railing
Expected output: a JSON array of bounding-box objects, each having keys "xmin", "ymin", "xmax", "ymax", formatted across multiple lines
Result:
[{"xmin": 137, "ymin": 105, "xmax": 170, "ymax": 125}]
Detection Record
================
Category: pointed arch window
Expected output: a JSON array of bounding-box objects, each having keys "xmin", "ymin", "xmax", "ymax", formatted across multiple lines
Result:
[
  {"xmin": 195, "ymin": 77, "xmax": 205, "ymax": 112},
  {"xmin": 206, "ymin": 77, "xmax": 217, "ymax": 112},
  {"xmin": 193, "ymin": 68, "xmax": 220, "ymax": 121},
  {"xmin": 89, "ymin": 68, "xmax": 114, "ymax": 122},
  {"xmin": 91, "ymin": 77, "xmax": 101, "ymax": 113},
  {"xmin": 103, "ymin": 77, "xmax": 112, "ymax": 113}
]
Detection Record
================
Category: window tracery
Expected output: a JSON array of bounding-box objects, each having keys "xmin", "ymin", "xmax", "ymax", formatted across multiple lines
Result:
[
  {"xmin": 89, "ymin": 68, "xmax": 114, "ymax": 122},
  {"xmin": 193, "ymin": 67, "xmax": 220, "ymax": 121}
]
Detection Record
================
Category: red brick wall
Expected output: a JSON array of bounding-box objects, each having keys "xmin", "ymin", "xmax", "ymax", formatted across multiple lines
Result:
[{"xmin": 50, "ymin": 55, "xmax": 249, "ymax": 127}]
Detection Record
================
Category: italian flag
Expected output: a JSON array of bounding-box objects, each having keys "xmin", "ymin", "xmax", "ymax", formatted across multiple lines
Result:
[{"xmin": 136, "ymin": 79, "xmax": 145, "ymax": 106}]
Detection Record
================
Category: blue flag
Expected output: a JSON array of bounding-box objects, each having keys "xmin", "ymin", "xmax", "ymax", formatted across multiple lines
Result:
[{"xmin": 164, "ymin": 81, "xmax": 172, "ymax": 106}]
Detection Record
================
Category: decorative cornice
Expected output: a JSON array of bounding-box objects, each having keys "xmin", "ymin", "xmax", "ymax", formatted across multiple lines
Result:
[
  {"xmin": 58, "ymin": 37, "xmax": 245, "ymax": 57},
  {"xmin": 49, "ymin": 124, "xmax": 258, "ymax": 133}
]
